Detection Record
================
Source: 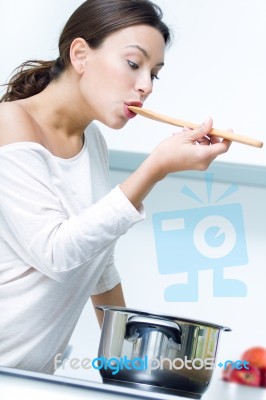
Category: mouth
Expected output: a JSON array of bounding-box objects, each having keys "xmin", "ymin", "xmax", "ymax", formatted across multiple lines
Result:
[{"xmin": 124, "ymin": 101, "xmax": 143, "ymax": 119}]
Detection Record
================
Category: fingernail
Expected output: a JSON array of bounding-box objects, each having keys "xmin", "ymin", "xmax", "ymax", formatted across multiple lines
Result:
[{"xmin": 203, "ymin": 117, "xmax": 211, "ymax": 125}]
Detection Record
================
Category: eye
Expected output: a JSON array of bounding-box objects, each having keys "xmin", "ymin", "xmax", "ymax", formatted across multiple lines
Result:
[
  {"xmin": 151, "ymin": 74, "xmax": 159, "ymax": 81},
  {"xmin": 127, "ymin": 60, "xmax": 139, "ymax": 70}
]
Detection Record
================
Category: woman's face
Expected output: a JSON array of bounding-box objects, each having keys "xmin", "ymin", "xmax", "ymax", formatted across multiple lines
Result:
[{"xmin": 78, "ymin": 24, "xmax": 166, "ymax": 129}]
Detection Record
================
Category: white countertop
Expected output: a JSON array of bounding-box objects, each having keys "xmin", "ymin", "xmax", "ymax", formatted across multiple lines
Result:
[{"xmin": 1, "ymin": 368, "xmax": 266, "ymax": 400}]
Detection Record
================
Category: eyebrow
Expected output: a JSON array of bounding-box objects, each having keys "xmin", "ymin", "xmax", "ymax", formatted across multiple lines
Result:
[{"xmin": 124, "ymin": 45, "xmax": 164, "ymax": 67}]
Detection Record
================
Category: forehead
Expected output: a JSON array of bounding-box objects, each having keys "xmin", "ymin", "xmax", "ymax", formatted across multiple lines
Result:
[{"xmin": 103, "ymin": 24, "xmax": 166, "ymax": 60}]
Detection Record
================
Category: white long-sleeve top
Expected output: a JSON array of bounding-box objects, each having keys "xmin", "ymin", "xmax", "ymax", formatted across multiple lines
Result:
[{"xmin": 0, "ymin": 123, "xmax": 144, "ymax": 373}]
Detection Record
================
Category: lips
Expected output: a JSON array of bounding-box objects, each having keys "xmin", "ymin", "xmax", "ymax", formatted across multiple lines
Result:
[{"xmin": 124, "ymin": 101, "xmax": 143, "ymax": 119}]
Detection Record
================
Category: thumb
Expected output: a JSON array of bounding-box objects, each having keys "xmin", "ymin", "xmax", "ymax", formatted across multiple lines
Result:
[{"xmin": 189, "ymin": 117, "xmax": 213, "ymax": 139}]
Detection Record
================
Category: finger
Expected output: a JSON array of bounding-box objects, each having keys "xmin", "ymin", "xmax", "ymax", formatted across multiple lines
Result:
[
  {"xmin": 209, "ymin": 135, "xmax": 221, "ymax": 144},
  {"xmin": 209, "ymin": 129, "xmax": 233, "ymax": 146},
  {"xmin": 173, "ymin": 126, "xmax": 191, "ymax": 136},
  {"xmin": 207, "ymin": 138, "xmax": 232, "ymax": 158},
  {"xmin": 188, "ymin": 117, "xmax": 213, "ymax": 140},
  {"xmin": 196, "ymin": 136, "xmax": 211, "ymax": 145}
]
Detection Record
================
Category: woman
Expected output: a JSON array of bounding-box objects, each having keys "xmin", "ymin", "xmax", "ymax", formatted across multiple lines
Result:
[{"xmin": 0, "ymin": 0, "xmax": 231, "ymax": 374}]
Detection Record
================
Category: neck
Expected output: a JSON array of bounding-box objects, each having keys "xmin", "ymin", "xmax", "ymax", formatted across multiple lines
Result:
[
  {"xmin": 17, "ymin": 69, "xmax": 94, "ymax": 158},
  {"xmin": 28, "ymin": 69, "xmax": 93, "ymax": 138}
]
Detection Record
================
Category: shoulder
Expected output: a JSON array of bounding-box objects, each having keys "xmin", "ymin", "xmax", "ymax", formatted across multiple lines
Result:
[
  {"xmin": 0, "ymin": 101, "xmax": 39, "ymax": 147},
  {"xmin": 85, "ymin": 122, "xmax": 108, "ymax": 160},
  {"xmin": 85, "ymin": 122, "xmax": 105, "ymax": 143}
]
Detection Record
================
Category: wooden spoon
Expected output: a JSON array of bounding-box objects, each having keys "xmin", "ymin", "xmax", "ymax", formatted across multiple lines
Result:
[{"xmin": 128, "ymin": 106, "xmax": 263, "ymax": 148}]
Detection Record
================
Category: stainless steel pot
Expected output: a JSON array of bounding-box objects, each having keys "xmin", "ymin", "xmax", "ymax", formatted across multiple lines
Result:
[{"xmin": 97, "ymin": 306, "xmax": 231, "ymax": 399}]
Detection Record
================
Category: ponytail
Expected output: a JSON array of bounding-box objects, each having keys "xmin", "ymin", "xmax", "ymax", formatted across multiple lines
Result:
[{"xmin": 0, "ymin": 57, "xmax": 64, "ymax": 102}]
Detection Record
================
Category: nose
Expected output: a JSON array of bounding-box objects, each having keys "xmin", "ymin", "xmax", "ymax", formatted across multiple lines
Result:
[{"xmin": 136, "ymin": 74, "xmax": 153, "ymax": 99}]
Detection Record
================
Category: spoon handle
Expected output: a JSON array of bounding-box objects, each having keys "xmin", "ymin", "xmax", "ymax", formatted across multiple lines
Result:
[{"xmin": 128, "ymin": 106, "xmax": 263, "ymax": 148}]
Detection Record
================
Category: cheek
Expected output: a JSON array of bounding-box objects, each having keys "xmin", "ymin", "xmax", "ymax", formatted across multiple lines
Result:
[
  {"xmin": 98, "ymin": 57, "xmax": 133, "ymax": 87},
  {"xmin": 82, "ymin": 57, "xmax": 133, "ymax": 102}
]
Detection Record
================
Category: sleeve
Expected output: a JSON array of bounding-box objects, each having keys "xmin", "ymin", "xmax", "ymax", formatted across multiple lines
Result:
[
  {"xmin": 90, "ymin": 253, "xmax": 121, "ymax": 295},
  {"xmin": 0, "ymin": 145, "xmax": 144, "ymax": 283}
]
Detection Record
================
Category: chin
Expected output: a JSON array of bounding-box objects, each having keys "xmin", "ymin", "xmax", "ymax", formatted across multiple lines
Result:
[{"xmin": 105, "ymin": 118, "xmax": 129, "ymax": 130}]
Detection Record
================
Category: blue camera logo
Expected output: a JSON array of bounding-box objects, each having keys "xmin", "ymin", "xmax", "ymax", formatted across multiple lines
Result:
[{"xmin": 152, "ymin": 174, "xmax": 248, "ymax": 302}]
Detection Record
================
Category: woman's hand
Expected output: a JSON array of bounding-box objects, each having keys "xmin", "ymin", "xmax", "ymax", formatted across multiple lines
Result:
[
  {"xmin": 149, "ymin": 117, "xmax": 232, "ymax": 179},
  {"xmin": 120, "ymin": 117, "xmax": 232, "ymax": 210}
]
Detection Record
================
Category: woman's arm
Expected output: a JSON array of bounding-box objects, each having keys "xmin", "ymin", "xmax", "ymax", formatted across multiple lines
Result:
[
  {"xmin": 120, "ymin": 118, "xmax": 231, "ymax": 210},
  {"xmin": 0, "ymin": 112, "xmax": 230, "ymax": 283},
  {"xmin": 91, "ymin": 283, "xmax": 126, "ymax": 327}
]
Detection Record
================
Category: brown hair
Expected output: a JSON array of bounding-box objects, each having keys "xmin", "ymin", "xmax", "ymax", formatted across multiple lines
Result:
[{"xmin": 1, "ymin": 0, "xmax": 171, "ymax": 102}]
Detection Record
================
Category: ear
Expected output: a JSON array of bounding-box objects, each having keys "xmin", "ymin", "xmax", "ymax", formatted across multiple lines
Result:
[{"xmin": 69, "ymin": 38, "xmax": 88, "ymax": 74}]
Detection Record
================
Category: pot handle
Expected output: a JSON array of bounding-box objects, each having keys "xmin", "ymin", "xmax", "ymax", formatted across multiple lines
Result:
[
  {"xmin": 126, "ymin": 315, "xmax": 182, "ymax": 344},
  {"xmin": 95, "ymin": 305, "xmax": 110, "ymax": 312}
]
